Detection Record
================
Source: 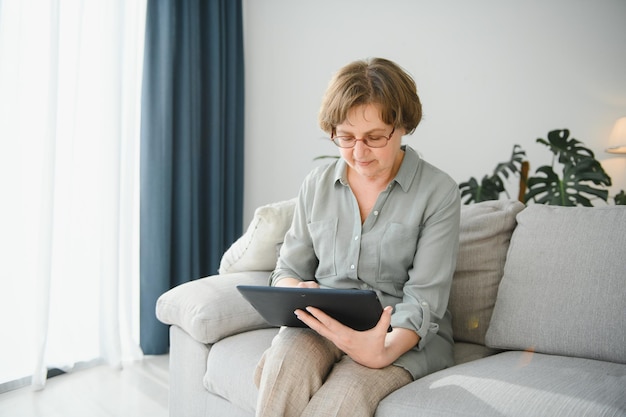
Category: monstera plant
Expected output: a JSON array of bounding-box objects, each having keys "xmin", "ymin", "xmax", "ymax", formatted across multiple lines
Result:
[
  {"xmin": 459, "ymin": 145, "xmax": 526, "ymax": 204},
  {"xmin": 525, "ymin": 129, "xmax": 611, "ymax": 206},
  {"xmin": 459, "ymin": 129, "xmax": 624, "ymax": 206}
]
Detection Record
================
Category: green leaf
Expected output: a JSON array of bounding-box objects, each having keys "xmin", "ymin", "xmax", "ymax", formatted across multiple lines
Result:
[
  {"xmin": 525, "ymin": 161, "xmax": 610, "ymax": 206},
  {"xmin": 526, "ymin": 129, "xmax": 612, "ymax": 206},
  {"xmin": 459, "ymin": 175, "xmax": 504, "ymax": 204},
  {"xmin": 493, "ymin": 144, "xmax": 525, "ymax": 180},
  {"xmin": 525, "ymin": 166, "xmax": 568, "ymax": 205},
  {"xmin": 536, "ymin": 129, "xmax": 594, "ymax": 165},
  {"xmin": 458, "ymin": 144, "xmax": 524, "ymax": 204},
  {"xmin": 459, "ymin": 177, "xmax": 479, "ymax": 203}
]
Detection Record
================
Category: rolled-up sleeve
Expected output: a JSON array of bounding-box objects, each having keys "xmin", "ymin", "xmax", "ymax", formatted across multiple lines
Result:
[{"xmin": 390, "ymin": 184, "xmax": 460, "ymax": 349}]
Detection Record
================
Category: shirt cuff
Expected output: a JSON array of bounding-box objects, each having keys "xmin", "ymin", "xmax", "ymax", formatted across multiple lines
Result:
[{"xmin": 391, "ymin": 300, "xmax": 440, "ymax": 350}]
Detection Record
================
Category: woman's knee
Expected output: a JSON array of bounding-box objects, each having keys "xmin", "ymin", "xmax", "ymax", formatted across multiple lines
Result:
[
  {"xmin": 256, "ymin": 328, "xmax": 342, "ymax": 383},
  {"xmin": 302, "ymin": 358, "xmax": 412, "ymax": 417},
  {"xmin": 271, "ymin": 328, "xmax": 341, "ymax": 361}
]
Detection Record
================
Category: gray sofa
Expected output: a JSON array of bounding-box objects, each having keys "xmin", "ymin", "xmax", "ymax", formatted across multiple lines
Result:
[{"xmin": 156, "ymin": 199, "xmax": 626, "ymax": 417}]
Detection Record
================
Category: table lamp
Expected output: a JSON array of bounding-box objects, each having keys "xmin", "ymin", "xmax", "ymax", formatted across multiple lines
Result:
[{"xmin": 606, "ymin": 117, "xmax": 626, "ymax": 154}]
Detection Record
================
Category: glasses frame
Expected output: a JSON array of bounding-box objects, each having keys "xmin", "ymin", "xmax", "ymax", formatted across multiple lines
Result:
[{"xmin": 330, "ymin": 127, "xmax": 395, "ymax": 148}]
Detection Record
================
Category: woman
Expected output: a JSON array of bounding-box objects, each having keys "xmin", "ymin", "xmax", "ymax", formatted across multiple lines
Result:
[{"xmin": 254, "ymin": 58, "xmax": 460, "ymax": 417}]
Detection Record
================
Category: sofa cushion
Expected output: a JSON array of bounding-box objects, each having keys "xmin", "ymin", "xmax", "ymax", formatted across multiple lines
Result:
[
  {"xmin": 377, "ymin": 350, "xmax": 626, "ymax": 417},
  {"xmin": 454, "ymin": 342, "xmax": 501, "ymax": 365},
  {"xmin": 156, "ymin": 271, "xmax": 274, "ymax": 344},
  {"xmin": 219, "ymin": 198, "xmax": 296, "ymax": 274},
  {"xmin": 486, "ymin": 205, "xmax": 626, "ymax": 364},
  {"xmin": 449, "ymin": 200, "xmax": 525, "ymax": 345},
  {"xmin": 204, "ymin": 328, "xmax": 278, "ymax": 414}
]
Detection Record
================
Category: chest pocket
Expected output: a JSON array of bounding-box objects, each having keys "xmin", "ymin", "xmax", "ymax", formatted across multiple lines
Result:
[
  {"xmin": 307, "ymin": 218, "xmax": 338, "ymax": 278},
  {"xmin": 376, "ymin": 222, "xmax": 421, "ymax": 283}
]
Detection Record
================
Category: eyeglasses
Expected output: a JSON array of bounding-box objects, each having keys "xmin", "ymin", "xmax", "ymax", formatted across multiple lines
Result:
[{"xmin": 330, "ymin": 127, "xmax": 395, "ymax": 148}]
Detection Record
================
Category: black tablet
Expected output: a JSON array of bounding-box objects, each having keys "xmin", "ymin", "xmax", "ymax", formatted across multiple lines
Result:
[{"xmin": 237, "ymin": 285, "xmax": 388, "ymax": 332}]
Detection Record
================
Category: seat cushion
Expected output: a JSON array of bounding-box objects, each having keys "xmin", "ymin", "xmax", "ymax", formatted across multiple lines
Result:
[
  {"xmin": 204, "ymin": 328, "xmax": 278, "ymax": 414},
  {"xmin": 486, "ymin": 205, "xmax": 626, "ymax": 364},
  {"xmin": 376, "ymin": 351, "xmax": 626, "ymax": 417}
]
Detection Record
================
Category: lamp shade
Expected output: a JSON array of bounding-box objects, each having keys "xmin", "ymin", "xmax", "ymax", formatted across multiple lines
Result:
[{"xmin": 606, "ymin": 117, "xmax": 626, "ymax": 154}]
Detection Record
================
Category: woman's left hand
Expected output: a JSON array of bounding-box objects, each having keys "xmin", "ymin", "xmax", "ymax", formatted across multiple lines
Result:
[{"xmin": 294, "ymin": 305, "xmax": 417, "ymax": 369}]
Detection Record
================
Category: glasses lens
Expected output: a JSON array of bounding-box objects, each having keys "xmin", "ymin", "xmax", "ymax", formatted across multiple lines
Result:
[
  {"xmin": 366, "ymin": 137, "xmax": 387, "ymax": 148},
  {"xmin": 332, "ymin": 137, "xmax": 355, "ymax": 148}
]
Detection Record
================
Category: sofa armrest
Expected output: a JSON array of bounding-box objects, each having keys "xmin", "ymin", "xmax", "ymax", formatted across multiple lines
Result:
[{"xmin": 156, "ymin": 271, "xmax": 274, "ymax": 344}]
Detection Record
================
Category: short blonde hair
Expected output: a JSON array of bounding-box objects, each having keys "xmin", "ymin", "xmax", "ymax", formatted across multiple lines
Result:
[{"xmin": 318, "ymin": 58, "xmax": 422, "ymax": 135}]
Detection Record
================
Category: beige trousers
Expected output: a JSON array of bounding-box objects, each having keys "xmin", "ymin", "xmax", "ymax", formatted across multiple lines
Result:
[{"xmin": 254, "ymin": 327, "xmax": 413, "ymax": 417}]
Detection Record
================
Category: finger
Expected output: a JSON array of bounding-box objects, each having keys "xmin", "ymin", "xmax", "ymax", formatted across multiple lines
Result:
[
  {"xmin": 294, "ymin": 308, "xmax": 311, "ymax": 323},
  {"xmin": 294, "ymin": 307, "xmax": 326, "ymax": 328},
  {"xmin": 298, "ymin": 307, "xmax": 344, "ymax": 337},
  {"xmin": 375, "ymin": 306, "xmax": 393, "ymax": 333},
  {"xmin": 304, "ymin": 306, "xmax": 332, "ymax": 328},
  {"xmin": 294, "ymin": 308, "xmax": 330, "ymax": 337}
]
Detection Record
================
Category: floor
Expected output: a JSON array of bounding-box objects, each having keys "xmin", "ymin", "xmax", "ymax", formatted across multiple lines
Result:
[{"xmin": 0, "ymin": 355, "xmax": 169, "ymax": 417}]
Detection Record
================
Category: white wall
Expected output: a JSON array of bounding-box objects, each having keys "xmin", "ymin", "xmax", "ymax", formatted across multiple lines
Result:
[{"xmin": 242, "ymin": 0, "xmax": 626, "ymax": 223}]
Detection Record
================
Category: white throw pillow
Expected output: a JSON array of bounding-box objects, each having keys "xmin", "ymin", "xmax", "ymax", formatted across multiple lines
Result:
[
  {"xmin": 156, "ymin": 271, "xmax": 274, "ymax": 343},
  {"xmin": 218, "ymin": 198, "xmax": 297, "ymax": 274}
]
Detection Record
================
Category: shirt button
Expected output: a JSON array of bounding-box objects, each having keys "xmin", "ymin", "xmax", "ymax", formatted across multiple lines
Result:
[
  {"xmin": 354, "ymin": 236, "xmax": 359, "ymax": 240},
  {"xmin": 373, "ymin": 210, "xmax": 379, "ymax": 216},
  {"xmin": 350, "ymin": 265, "xmax": 355, "ymax": 270}
]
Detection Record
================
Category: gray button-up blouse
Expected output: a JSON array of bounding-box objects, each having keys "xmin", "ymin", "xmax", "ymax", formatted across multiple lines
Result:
[{"xmin": 270, "ymin": 145, "xmax": 461, "ymax": 379}]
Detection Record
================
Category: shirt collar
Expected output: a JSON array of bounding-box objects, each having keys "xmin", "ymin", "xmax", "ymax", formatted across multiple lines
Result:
[
  {"xmin": 395, "ymin": 145, "xmax": 419, "ymax": 192},
  {"xmin": 333, "ymin": 145, "xmax": 420, "ymax": 192},
  {"xmin": 334, "ymin": 158, "xmax": 348, "ymax": 186}
]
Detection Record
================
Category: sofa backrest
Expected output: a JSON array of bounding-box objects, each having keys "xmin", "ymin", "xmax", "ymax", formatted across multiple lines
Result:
[
  {"xmin": 218, "ymin": 198, "xmax": 527, "ymax": 346},
  {"xmin": 449, "ymin": 200, "xmax": 525, "ymax": 345},
  {"xmin": 485, "ymin": 204, "xmax": 626, "ymax": 364}
]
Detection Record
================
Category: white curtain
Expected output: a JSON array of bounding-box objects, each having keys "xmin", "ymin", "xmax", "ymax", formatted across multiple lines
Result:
[{"xmin": 0, "ymin": 0, "xmax": 146, "ymax": 389}]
